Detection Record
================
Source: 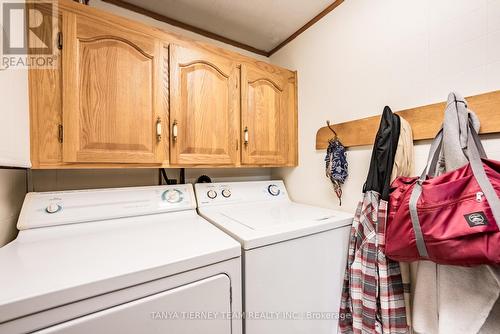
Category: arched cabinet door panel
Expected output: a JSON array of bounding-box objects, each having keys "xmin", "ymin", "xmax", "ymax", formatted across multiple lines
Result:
[
  {"xmin": 62, "ymin": 13, "xmax": 166, "ymax": 164},
  {"xmin": 169, "ymin": 45, "xmax": 240, "ymax": 166},
  {"xmin": 241, "ymin": 64, "xmax": 297, "ymax": 166}
]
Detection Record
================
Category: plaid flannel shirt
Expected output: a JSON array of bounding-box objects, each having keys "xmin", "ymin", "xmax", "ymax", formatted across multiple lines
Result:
[{"xmin": 339, "ymin": 191, "xmax": 408, "ymax": 334}]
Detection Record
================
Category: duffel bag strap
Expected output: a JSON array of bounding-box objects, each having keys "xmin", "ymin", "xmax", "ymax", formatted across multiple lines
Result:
[
  {"xmin": 469, "ymin": 123, "xmax": 487, "ymax": 158},
  {"xmin": 466, "ymin": 123, "xmax": 500, "ymax": 228},
  {"xmin": 409, "ymin": 184, "xmax": 429, "ymax": 257},
  {"xmin": 408, "ymin": 130, "xmax": 444, "ymax": 258}
]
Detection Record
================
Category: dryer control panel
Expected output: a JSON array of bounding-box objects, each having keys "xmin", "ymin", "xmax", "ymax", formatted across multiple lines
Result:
[
  {"xmin": 17, "ymin": 185, "xmax": 196, "ymax": 230},
  {"xmin": 195, "ymin": 181, "xmax": 289, "ymax": 207}
]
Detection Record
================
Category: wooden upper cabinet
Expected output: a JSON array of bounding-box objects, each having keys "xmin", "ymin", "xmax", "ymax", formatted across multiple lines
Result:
[
  {"xmin": 169, "ymin": 45, "xmax": 240, "ymax": 166},
  {"xmin": 241, "ymin": 64, "xmax": 297, "ymax": 166},
  {"xmin": 29, "ymin": 2, "xmax": 298, "ymax": 169},
  {"xmin": 61, "ymin": 13, "xmax": 166, "ymax": 163}
]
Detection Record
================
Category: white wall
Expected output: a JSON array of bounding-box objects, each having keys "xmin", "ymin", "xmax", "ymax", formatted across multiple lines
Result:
[
  {"xmin": 0, "ymin": 0, "xmax": 31, "ymax": 167},
  {"xmin": 270, "ymin": 0, "xmax": 500, "ymax": 213},
  {"xmin": 0, "ymin": 68, "xmax": 30, "ymax": 167}
]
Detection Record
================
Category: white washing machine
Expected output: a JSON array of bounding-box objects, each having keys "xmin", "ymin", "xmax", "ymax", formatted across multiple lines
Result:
[
  {"xmin": 195, "ymin": 180, "xmax": 353, "ymax": 334},
  {"xmin": 0, "ymin": 185, "xmax": 242, "ymax": 334}
]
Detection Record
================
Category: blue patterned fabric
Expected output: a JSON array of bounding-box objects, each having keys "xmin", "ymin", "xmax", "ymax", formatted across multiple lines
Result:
[{"xmin": 325, "ymin": 139, "xmax": 348, "ymax": 205}]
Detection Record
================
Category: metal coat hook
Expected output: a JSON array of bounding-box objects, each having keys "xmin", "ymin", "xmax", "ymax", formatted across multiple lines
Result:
[{"xmin": 326, "ymin": 120, "xmax": 338, "ymax": 141}]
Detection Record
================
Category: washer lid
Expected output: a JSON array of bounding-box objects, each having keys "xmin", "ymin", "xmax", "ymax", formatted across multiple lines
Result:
[
  {"xmin": 0, "ymin": 211, "xmax": 240, "ymax": 323},
  {"xmin": 199, "ymin": 202, "xmax": 353, "ymax": 250},
  {"xmin": 218, "ymin": 202, "xmax": 339, "ymax": 229}
]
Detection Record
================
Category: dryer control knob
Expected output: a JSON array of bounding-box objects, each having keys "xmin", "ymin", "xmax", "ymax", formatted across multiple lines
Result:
[
  {"xmin": 268, "ymin": 184, "xmax": 281, "ymax": 196},
  {"xmin": 222, "ymin": 189, "xmax": 231, "ymax": 198},
  {"xmin": 207, "ymin": 190, "xmax": 217, "ymax": 199},
  {"xmin": 46, "ymin": 203, "xmax": 61, "ymax": 214}
]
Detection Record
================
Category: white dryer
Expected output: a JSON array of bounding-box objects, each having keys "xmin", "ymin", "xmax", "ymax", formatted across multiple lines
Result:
[
  {"xmin": 0, "ymin": 185, "xmax": 242, "ymax": 334},
  {"xmin": 195, "ymin": 180, "xmax": 353, "ymax": 334}
]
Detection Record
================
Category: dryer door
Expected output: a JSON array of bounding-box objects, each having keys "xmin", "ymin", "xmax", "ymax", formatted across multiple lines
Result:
[{"xmin": 36, "ymin": 275, "xmax": 232, "ymax": 334}]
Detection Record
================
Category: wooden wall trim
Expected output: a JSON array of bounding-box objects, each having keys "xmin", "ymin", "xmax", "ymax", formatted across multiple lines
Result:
[
  {"xmin": 268, "ymin": 0, "xmax": 344, "ymax": 56},
  {"xmin": 100, "ymin": 0, "xmax": 269, "ymax": 56},
  {"xmin": 316, "ymin": 90, "xmax": 500, "ymax": 149}
]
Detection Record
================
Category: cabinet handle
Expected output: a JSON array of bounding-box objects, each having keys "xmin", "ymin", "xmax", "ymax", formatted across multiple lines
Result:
[
  {"xmin": 172, "ymin": 120, "xmax": 178, "ymax": 142},
  {"xmin": 244, "ymin": 127, "xmax": 249, "ymax": 145},
  {"xmin": 57, "ymin": 32, "xmax": 63, "ymax": 50},
  {"xmin": 156, "ymin": 117, "xmax": 162, "ymax": 142},
  {"xmin": 58, "ymin": 124, "xmax": 63, "ymax": 143}
]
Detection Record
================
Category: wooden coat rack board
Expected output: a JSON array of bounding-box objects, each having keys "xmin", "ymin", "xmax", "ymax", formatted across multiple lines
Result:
[{"xmin": 316, "ymin": 90, "xmax": 500, "ymax": 149}]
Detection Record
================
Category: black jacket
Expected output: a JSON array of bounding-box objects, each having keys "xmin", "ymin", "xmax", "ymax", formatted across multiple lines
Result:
[{"xmin": 363, "ymin": 106, "xmax": 401, "ymax": 200}]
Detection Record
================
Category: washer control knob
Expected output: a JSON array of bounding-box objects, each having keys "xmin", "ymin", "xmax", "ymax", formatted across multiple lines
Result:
[
  {"xmin": 162, "ymin": 189, "xmax": 183, "ymax": 203},
  {"xmin": 207, "ymin": 190, "xmax": 217, "ymax": 199},
  {"xmin": 268, "ymin": 184, "xmax": 281, "ymax": 196},
  {"xmin": 222, "ymin": 189, "xmax": 232, "ymax": 198},
  {"xmin": 46, "ymin": 203, "xmax": 61, "ymax": 214}
]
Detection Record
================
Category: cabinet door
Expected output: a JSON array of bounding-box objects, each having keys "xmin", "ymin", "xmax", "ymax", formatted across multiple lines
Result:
[
  {"xmin": 241, "ymin": 64, "xmax": 297, "ymax": 166},
  {"xmin": 62, "ymin": 14, "xmax": 166, "ymax": 163},
  {"xmin": 170, "ymin": 45, "xmax": 240, "ymax": 166}
]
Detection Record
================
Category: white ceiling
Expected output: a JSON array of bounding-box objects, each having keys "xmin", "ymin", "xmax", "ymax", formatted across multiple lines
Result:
[{"xmin": 122, "ymin": 0, "xmax": 335, "ymax": 52}]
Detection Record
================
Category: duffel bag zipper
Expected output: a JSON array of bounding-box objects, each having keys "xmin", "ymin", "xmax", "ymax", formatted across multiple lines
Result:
[{"xmin": 418, "ymin": 191, "xmax": 485, "ymax": 211}]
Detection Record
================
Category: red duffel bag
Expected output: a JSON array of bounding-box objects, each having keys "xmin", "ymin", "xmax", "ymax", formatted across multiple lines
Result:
[{"xmin": 385, "ymin": 121, "xmax": 500, "ymax": 266}]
